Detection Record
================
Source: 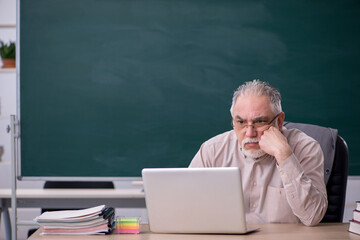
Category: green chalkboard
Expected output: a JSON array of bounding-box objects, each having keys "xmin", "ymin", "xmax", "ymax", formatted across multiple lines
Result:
[{"xmin": 20, "ymin": 0, "xmax": 360, "ymax": 177}]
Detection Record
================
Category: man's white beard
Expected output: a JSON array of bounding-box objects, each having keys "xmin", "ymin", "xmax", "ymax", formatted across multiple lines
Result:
[{"xmin": 241, "ymin": 138, "xmax": 266, "ymax": 159}]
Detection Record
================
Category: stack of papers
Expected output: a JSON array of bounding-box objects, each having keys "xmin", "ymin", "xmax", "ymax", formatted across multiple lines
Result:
[
  {"xmin": 349, "ymin": 201, "xmax": 360, "ymax": 235},
  {"xmin": 34, "ymin": 205, "xmax": 114, "ymax": 235}
]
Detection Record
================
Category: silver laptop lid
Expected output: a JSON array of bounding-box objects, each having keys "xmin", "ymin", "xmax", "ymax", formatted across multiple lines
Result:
[{"xmin": 142, "ymin": 167, "xmax": 248, "ymax": 234}]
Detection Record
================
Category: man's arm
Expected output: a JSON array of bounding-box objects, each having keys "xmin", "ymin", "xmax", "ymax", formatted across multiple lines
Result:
[
  {"xmin": 260, "ymin": 127, "xmax": 328, "ymax": 226},
  {"xmin": 259, "ymin": 126, "xmax": 293, "ymax": 164},
  {"xmin": 189, "ymin": 142, "xmax": 212, "ymax": 168},
  {"xmin": 189, "ymin": 149, "xmax": 205, "ymax": 167},
  {"xmin": 278, "ymin": 148, "xmax": 328, "ymax": 226}
]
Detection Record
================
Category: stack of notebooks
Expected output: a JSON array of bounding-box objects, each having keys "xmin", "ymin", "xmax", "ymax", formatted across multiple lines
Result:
[
  {"xmin": 349, "ymin": 201, "xmax": 360, "ymax": 235},
  {"xmin": 34, "ymin": 205, "xmax": 114, "ymax": 235}
]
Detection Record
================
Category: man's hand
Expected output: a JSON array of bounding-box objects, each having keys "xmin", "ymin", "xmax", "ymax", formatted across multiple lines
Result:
[{"xmin": 259, "ymin": 126, "xmax": 293, "ymax": 164}]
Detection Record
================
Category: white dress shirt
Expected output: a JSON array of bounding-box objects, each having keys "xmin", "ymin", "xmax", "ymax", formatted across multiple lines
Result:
[{"xmin": 189, "ymin": 127, "xmax": 328, "ymax": 226}]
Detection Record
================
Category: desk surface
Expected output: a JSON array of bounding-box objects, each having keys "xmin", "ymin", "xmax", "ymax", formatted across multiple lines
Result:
[{"xmin": 28, "ymin": 223, "xmax": 360, "ymax": 240}]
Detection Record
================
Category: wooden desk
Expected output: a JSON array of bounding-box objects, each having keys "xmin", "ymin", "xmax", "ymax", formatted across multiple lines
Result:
[
  {"xmin": 0, "ymin": 188, "xmax": 145, "ymax": 240},
  {"xmin": 27, "ymin": 223, "xmax": 360, "ymax": 240}
]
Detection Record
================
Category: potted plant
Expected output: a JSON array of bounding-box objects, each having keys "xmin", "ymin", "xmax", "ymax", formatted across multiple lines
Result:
[{"xmin": 0, "ymin": 40, "xmax": 16, "ymax": 68}]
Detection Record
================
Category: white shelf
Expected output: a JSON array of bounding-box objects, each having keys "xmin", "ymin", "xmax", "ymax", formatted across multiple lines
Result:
[
  {"xmin": 0, "ymin": 68, "xmax": 16, "ymax": 73},
  {"xmin": 0, "ymin": 24, "xmax": 16, "ymax": 28}
]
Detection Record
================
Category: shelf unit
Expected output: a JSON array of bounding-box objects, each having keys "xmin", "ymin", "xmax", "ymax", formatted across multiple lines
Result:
[{"xmin": 0, "ymin": 68, "xmax": 16, "ymax": 73}]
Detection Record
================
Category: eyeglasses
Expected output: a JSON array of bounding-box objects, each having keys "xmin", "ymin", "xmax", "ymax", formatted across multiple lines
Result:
[{"xmin": 232, "ymin": 112, "xmax": 281, "ymax": 130}]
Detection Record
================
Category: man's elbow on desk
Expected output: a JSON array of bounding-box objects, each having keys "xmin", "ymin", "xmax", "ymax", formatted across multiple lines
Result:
[{"xmin": 298, "ymin": 198, "xmax": 328, "ymax": 227}]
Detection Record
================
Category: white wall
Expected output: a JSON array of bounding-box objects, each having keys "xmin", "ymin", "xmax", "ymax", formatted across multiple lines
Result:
[
  {"xmin": 0, "ymin": 0, "xmax": 16, "ymax": 68},
  {"xmin": 344, "ymin": 177, "xmax": 360, "ymax": 221},
  {"xmin": 0, "ymin": 0, "xmax": 16, "ymax": 25}
]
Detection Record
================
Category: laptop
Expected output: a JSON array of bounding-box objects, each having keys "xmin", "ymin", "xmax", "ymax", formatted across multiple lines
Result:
[{"xmin": 142, "ymin": 167, "xmax": 258, "ymax": 234}]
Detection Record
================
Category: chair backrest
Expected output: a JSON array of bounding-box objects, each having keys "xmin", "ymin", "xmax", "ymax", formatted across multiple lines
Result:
[
  {"xmin": 321, "ymin": 135, "xmax": 349, "ymax": 222},
  {"xmin": 283, "ymin": 122, "xmax": 348, "ymax": 222}
]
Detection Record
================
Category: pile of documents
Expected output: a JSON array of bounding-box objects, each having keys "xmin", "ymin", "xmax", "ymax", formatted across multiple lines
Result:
[{"xmin": 34, "ymin": 205, "xmax": 114, "ymax": 235}]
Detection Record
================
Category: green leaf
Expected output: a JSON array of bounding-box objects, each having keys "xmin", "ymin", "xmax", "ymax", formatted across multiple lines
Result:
[{"xmin": 0, "ymin": 41, "xmax": 16, "ymax": 59}]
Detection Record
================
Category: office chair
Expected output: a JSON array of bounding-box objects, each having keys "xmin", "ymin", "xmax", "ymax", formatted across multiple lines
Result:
[
  {"xmin": 283, "ymin": 122, "xmax": 348, "ymax": 222},
  {"xmin": 27, "ymin": 181, "xmax": 114, "ymax": 237}
]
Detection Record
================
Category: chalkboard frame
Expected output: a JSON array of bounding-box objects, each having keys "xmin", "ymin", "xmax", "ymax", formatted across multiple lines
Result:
[{"xmin": 18, "ymin": 0, "xmax": 360, "ymax": 179}]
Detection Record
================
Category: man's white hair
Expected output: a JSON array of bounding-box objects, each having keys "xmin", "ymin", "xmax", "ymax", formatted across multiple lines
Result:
[{"xmin": 230, "ymin": 80, "xmax": 282, "ymax": 117}]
